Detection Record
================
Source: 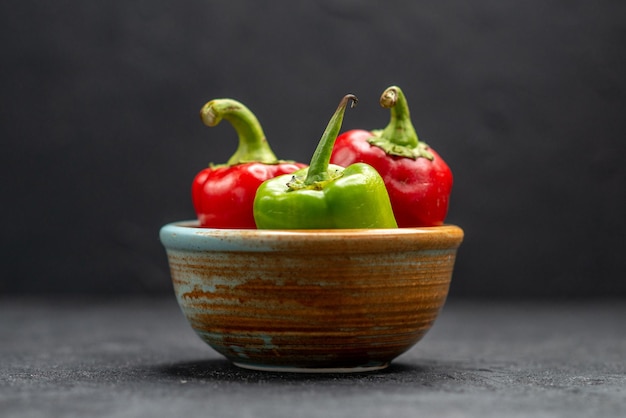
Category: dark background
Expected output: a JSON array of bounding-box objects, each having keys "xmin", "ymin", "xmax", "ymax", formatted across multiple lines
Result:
[{"xmin": 2, "ymin": 1, "xmax": 625, "ymax": 299}]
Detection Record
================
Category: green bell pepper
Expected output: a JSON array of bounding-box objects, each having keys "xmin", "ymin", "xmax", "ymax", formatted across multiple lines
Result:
[{"xmin": 253, "ymin": 94, "xmax": 398, "ymax": 229}]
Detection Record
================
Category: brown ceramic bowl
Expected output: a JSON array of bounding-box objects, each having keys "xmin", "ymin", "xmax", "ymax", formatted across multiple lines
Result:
[{"xmin": 160, "ymin": 221, "xmax": 463, "ymax": 373}]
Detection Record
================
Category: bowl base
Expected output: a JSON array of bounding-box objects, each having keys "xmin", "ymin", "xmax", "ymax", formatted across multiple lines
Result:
[{"xmin": 232, "ymin": 361, "xmax": 389, "ymax": 374}]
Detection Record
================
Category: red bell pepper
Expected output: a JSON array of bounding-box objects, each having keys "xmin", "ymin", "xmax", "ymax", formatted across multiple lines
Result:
[
  {"xmin": 330, "ymin": 86, "xmax": 453, "ymax": 227},
  {"xmin": 193, "ymin": 98, "xmax": 306, "ymax": 228}
]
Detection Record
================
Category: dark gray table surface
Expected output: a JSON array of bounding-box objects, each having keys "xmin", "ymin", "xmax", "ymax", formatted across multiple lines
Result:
[{"xmin": 1, "ymin": 297, "xmax": 624, "ymax": 418}]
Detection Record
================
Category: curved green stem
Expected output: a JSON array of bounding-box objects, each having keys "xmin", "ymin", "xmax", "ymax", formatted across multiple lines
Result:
[
  {"xmin": 304, "ymin": 94, "xmax": 358, "ymax": 185},
  {"xmin": 369, "ymin": 86, "xmax": 433, "ymax": 160},
  {"xmin": 379, "ymin": 86, "xmax": 418, "ymax": 147},
  {"xmin": 199, "ymin": 99, "xmax": 278, "ymax": 165}
]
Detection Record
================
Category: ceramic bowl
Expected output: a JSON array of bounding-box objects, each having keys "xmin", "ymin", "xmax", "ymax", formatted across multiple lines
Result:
[{"xmin": 160, "ymin": 221, "xmax": 463, "ymax": 373}]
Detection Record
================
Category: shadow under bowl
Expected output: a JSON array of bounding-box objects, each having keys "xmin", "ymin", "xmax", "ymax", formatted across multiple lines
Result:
[{"xmin": 160, "ymin": 221, "xmax": 463, "ymax": 373}]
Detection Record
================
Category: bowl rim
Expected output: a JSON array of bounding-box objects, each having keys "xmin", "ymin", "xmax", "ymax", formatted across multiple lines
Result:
[{"xmin": 160, "ymin": 220, "xmax": 464, "ymax": 253}]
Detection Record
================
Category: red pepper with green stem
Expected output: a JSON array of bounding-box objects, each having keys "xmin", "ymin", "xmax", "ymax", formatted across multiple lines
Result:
[
  {"xmin": 330, "ymin": 86, "xmax": 453, "ymax": 227},
  {"xmin": 192, "ymin": 98, "xmax": 306, "ymax": 228}
]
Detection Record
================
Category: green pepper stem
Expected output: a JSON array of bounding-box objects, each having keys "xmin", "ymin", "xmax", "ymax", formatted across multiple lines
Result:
[
  {"xmin": 304, "ymin": 94, "xmax": 358, "ymax": 185},
  {"xmin": 379, "ymin": 86, "xmax": 419, "ymax": 148},
  {"xmin": 199, "ymin": 98, "xmax": 278, "ymax": 165}
]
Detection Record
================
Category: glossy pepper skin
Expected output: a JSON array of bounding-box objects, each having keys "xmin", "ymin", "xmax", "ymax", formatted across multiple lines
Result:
[
  {"xmin": 330, "ymin": 86, "xmax": 453, "ymax": 227},
  {"xmin": 253, "ymin": 95, "xmax": 398, "ymax": 230},
  {"xmin": 192, "ymin": 99, "xmax": 305, "ymax": 228}
]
